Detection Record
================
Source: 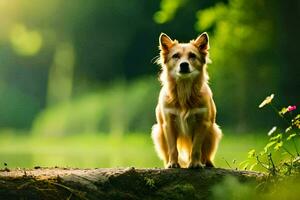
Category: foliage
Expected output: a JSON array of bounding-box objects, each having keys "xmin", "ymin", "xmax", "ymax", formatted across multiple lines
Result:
[
  {"xmin": 236, "ymin": 94, "xmax": 300, "ymax": 198},
  {"xmin": 31, "ymin": 77, "xmax": 159, "ymax": 136},
  {"xmin": 212, "ymin": 175, "xmax": 300, "ymax": 200},
  {"xmin": 0, "ymin": 0, "xmax": 298, "ymax": 132},
  {"xmin": 242, "ymin": 94, "xmax": 300, "ymax": 176},
  {"xmin": 144, "ymin": 177, "xmax": 156, "ymax": 189},
  {"xmin": 211, "ymin": 94, "xmax": 300, "ymax": 199},
  {"xmin": 195, "ymin": 0, "xmax": 280, "ymax": 129},
  {"xmin": 212, "ymin": 176, "xmax": 256, "ymax": 200},
  {"xmin": 154, "ymin": 0, "xmax": 187, "ymax": 24},
  {"xmin": 0, "ymin": 0, "xmax": 159, "ymax": 130}
]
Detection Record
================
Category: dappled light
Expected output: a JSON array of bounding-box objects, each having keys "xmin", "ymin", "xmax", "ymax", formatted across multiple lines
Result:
[
  {"xmin": 10, "ymin": 24, "xmax": 43, "ymax": 56},
  {"xmin": 154, "ymin": 0, "xmax": 186, "ymax": 24}
]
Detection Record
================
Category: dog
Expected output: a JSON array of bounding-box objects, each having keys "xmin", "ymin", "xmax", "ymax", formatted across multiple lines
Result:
[{"xmin": 151, "ymin": 32, "xmax": 222, "ymax": 168}]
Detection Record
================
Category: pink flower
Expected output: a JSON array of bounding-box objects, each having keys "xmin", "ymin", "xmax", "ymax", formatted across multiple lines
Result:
[{"xmin": 287, "ymin": 105, "xmax": 297, "ymax": 112}]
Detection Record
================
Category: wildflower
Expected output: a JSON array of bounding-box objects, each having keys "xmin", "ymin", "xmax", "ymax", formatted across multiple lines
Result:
[
  {"xmin": 287, "ymin": 105, "xmax": 296, "ymax": 112},
  {"xmin": 259, "ymin": 94, "xmax": 274, "ymax": 108},
  {"xmin": 267, "ymin": 126, "xmax": 277, "ymax": 136}
]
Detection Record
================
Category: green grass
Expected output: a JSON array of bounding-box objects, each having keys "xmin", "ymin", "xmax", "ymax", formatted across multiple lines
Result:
[
  {"xmin": 0, "ymin": 133, "xmax": 159, "ymax": 168},
  {"xmin": 0, "ymin": 131, "xmax": 269, "ymax": 169},
  {"xmin": 2, "ymin": 131, "xmax": 300, "ymax": 200},
  {"xmin": 216, "ymin": 132, "xmax": 268, "ymax": 169}
]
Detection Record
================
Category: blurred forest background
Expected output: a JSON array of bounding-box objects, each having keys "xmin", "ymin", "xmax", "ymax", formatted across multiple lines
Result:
[{"xmin": 0, "ymin": 0, "xmax": 299, "ymax": 168}]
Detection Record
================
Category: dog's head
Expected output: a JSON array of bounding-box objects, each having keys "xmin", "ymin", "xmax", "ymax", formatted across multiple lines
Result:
[{"xmin": 158, "ymin": 33, "xmax": 210, "ymax": 81}]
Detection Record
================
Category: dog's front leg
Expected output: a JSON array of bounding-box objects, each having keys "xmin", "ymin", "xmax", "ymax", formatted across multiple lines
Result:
[
  {"xmin": 163, "ymin": 115, "xmax": 180, "ymax": 168},
  {"xmin": 189, "ymin": 121, "xmax": 210, "ymax": 168}
]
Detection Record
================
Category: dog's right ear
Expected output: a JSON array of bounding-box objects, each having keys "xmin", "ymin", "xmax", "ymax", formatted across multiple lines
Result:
[
  {"xmin": 193, "ymin": 32, "xmax": 209, "ymax": 52},
  {"xmin": 159, "ymin": 33, "xmax": 174, "ymax": 51}
]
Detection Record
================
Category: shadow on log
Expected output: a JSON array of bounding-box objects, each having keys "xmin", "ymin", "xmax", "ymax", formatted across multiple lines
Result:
[{"xmin": 0, "ymin": 167, "xmax": 265, "ymax": 200}]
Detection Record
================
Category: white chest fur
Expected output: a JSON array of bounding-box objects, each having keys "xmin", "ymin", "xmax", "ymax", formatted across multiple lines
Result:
[{"xmin": 164, "ymin": 107, "xmax": 208, "ymax": 135}]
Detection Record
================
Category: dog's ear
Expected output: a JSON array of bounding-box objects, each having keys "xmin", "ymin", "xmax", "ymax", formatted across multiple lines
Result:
[
  {"xmin": 193, "ymin": 32, "xmax": 209, "ymax": 52},
  {"xmin": 159, "ymin": 33, "xmax": 174, "ymax": 51}
]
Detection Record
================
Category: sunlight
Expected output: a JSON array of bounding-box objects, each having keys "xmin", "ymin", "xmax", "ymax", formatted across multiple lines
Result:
[{"xmin": 10, "ymin": 24, "xmax": 43, "ymax": 56}]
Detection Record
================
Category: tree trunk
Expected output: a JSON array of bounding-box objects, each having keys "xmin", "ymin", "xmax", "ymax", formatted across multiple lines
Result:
[{"xmin": 0, "ymin": 167, "xmax": 265, "ymax": 200}]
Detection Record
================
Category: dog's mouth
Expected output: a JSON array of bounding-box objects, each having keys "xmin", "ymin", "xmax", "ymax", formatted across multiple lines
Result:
[
  {"xmin": 176, "ymin": 70, "xmax": 198, "ymax": 79},
  {"xmin": 176, "ymin": 72, "xmax": 190, "ymax": 78}
]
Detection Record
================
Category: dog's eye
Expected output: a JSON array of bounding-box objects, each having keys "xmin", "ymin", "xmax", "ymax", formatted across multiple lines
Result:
[
  {"xmin": 172, "ymin": 53, "xmax": 180, "ymax": 59},
  {"xmin": 189, "ymin": 52, "xmax": 196, "ymax": 60}
]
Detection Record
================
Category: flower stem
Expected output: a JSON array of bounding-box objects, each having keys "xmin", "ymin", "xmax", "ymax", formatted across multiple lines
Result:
[
  {"xmin": 256, "ymin": 156, "xmax": 268, "ymax": 170},
  {"xmin": 282, "ymin": 146, "xmax": 294, "ymax": 157},
  {"xmin": 222, "ymin": 157, "xmax": 232, "ymax": 169},
  {"xmin": 292, "ymin": 137, "xmax": 299, "ymax": 156},
  {"xmin": 268, "ymin": 153, "xmax": 277, "ymax": 175}
]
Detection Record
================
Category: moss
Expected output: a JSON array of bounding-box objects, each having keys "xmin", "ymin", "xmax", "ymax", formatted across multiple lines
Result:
[{"xmin": 156, "ymin": 183, "xmax": 200, "ymax": 200}]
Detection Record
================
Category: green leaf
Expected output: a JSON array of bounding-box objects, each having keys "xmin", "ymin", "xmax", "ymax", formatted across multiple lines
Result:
[
  {"xmin": 259, "ymin": 150, "xmax": 266, "ymax": 156},
  {"xmin": 242, "ymin": 162, "xmax": 249, "ymax": 170},
  {"xmin": 247, "ymin": 149, "xmax": 256, "ymax": 158},
  {"xmin": 274, "ymin": 141, "xmax": 283, "ymax": 151},
  {"xmin": 238, "ymin": 160, "xmax": 249, "ymax": 168},
  {"xmin": 264, "ymin": 141, "xmax": 276, "ymax": 152},
  {"xmin": 270, "ymin": 133, "xmax": 282, "ymax": 141},
  {"xmin": 249, "ymin": 163, "xmax": 257, "ymax": 170},
  {"xmin": 287, "ymin": 133, "xmax": 297, "ymax": 141}
]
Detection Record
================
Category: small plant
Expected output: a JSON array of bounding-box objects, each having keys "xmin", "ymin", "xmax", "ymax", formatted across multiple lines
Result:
[
  {"xmin": 144, "ymin": 177, "xmax": 156, "ymax": 189},
  {"xmin": 242, "ymin": 94, "xmax": 300, "ymax": 177}
]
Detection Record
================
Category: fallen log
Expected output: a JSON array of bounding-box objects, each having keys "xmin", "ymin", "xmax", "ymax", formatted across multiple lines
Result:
[{"xmin": 0, "ymin": 167, "xmax": 265, "ymax": 200}]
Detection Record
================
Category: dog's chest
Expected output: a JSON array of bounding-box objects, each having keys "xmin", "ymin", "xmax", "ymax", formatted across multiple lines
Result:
[{"xmin": 166, "ymin": 107, "xmax": 207, "ymax": 135}]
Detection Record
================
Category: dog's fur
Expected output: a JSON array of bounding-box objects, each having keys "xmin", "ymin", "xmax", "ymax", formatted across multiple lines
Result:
[{"xmin": 151, "ymin": 32, "xmax": 222, "ymax": 168}]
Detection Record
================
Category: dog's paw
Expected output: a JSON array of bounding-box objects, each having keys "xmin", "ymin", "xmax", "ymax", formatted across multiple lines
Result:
[
  {"xmin": 205, "ymin": 161, "xmax": 215, "ymax": 168},
  {"xmin": 188, "ymin": 161, "xmax": 203, "ymax": 169},
  {"xmin": 167, "ymin": 162, "xmax": 181, "ymax": 169}
]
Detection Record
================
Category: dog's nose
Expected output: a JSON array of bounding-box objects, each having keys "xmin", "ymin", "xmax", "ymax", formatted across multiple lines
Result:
[{"xmin": 179, "ymin": 62, "xmax": 190, "ymax": 73}]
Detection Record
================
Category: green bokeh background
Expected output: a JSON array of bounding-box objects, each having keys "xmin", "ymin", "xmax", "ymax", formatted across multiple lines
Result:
[{"xmin": 0, "ymin": 0, "xmax": 299, "ymax": 169}]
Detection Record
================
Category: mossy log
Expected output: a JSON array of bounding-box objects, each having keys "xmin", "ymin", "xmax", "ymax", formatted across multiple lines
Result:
[{"xmin": 0, "ymin": 167, "xmax": 265, "ymax": 200}]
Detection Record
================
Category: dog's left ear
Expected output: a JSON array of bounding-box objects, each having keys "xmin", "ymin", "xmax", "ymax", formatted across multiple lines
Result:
[{"xmin": 193, "ymin": 32, "xmax": 209, "ymax": 52}]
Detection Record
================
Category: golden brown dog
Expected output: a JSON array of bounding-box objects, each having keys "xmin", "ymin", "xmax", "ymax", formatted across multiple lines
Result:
[{"xmin": 151, "ymin": 32, "xmax": 222, "ymax": 168}]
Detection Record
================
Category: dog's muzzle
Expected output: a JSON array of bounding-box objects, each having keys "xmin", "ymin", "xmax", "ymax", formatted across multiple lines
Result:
[{"xmin": 179, "ymin": 62, "xmax": 190, "ymax": 74}]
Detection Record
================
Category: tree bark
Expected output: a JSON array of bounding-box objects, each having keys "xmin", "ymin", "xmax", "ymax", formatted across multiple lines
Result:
[{"xmin": 0, "ymin": 167, "xmax": 265, "ymax": 200}]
